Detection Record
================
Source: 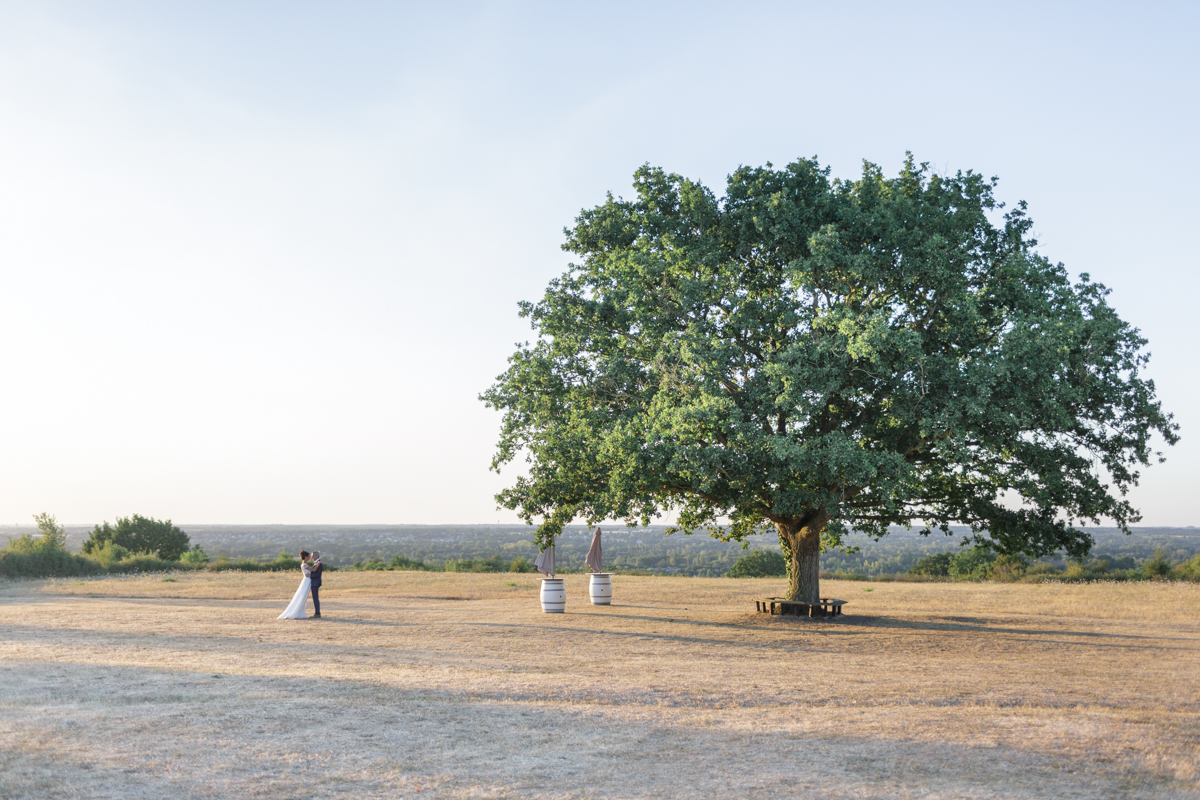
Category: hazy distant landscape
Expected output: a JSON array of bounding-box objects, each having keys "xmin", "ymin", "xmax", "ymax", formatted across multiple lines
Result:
[{"xmin": 5, "ymin": 523, "xmax": 1198, "ymax": 578}]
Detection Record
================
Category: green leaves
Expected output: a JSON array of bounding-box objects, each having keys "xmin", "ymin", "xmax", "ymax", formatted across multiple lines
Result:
[
  {"xmin": 483, "ymin": 155, "xmax": 1177, "ymax": 560},
  {"xmin": 81, "ymin": 515, "xmax": 191, "ymax": 561}
]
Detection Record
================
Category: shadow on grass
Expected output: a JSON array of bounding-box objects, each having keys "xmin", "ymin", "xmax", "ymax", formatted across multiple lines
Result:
[
  {"xmin": 825, "ymin": 614, "xmax": 1196, "ymax": 647},
  {"xmin": 449, "ymin": 618, "xmax": 841, "ymax": 654},
  {"xmin": 0, "ymin": 659, "xmax": 1185, "ymax": 800}
]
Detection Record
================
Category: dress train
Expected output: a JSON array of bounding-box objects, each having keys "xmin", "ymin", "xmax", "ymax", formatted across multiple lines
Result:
[{"xmin": 278, "ymin": 576, "xmax": 312, "ymax": 619}]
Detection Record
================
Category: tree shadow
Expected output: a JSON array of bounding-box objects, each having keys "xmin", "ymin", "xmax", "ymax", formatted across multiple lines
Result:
[
  {"xmin": 447, "ymin": 618, "xmax": 840, "ymax": 654},
  {"xmin": 825, "ymin": 614, "xmax": 1197, "ymax": 648},
  {"xmin": 1, "ymin": 658, "xmax": 1182, "ymax": 799}
]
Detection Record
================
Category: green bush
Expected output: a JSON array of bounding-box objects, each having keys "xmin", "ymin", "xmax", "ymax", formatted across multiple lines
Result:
[
  {"xmin": 727, "ymin": 550, "xmax": 787, "ymax": 578},
  {"xmin": 199, "ymin": 553, "xmax": 315, "ymax": 573},
  {"xmin": 179, "ymin": 545, "xmax": 209, "ymax": 565},
  {"xmin": 987, "ymin": 554, "xmax": 1030, "ymax": 582},
  {"xmin": 388, "ymin": 554, "xmax": 430, "ymax": 570},
  {"xmin": 0, "ymin": 548, "xmax": 103, "ymax": 578},
  {"xmin": 82, "ymin": 514, "xmax": 191, "ymax": 561},
  {"xmin": 106, "ymin": 554, "xmax": 192, "ymax": 574},
  {"xmin": 78, "ymin": 537, "xmax": 198, "ymax": 574},
  {"xmin": 85, "ymin": 540, "xmax": 132, "ymax": 569},
  {"xmin": 1025, "ymin": 562, "xmax": 1060, "ymax": 578},
  {"xmin": 0, "ymin": 514, "xmax": 103, "ymax": 577},
  {"xmin": 1062, "ymin": 560, "xmax": 1103, "ymax": 580},
  {"xmin": 207, "ymin": 554, "xmax": 297, "ymax": 572},
  {"xmin": 948, "ymin": 546, "xmax": 997, "ymax": 581},
  {"xmin": 267, "ymin": 552, "xmax": 302, "ymax": 571},
  {"xmin": 908, "ymin": 552, "xmax": 953, "ymax": 577},
  {"xmin": 1142, "ymin": 548, "xmax": 1172, "ymax": 579},
  {"xmin": 509, "ymin": 556, "xmax": 532, "ymax": 573},
  {"xmin": 1174, "ymin": 554, "xmax": 1200, "ymax": 581}
]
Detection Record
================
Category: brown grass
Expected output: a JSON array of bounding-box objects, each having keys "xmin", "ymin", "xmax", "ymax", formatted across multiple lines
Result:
[{"xmin": 1, "ymin": 572, "xmax": 1197, "ymax": 799}]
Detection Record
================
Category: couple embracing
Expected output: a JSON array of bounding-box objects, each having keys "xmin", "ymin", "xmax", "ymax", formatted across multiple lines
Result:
[{"xmin": 278, "ymin": 550, "xmax": 324, "ymax": 620}]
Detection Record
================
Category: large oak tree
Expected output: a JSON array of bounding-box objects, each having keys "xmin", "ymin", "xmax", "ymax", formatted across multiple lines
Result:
[{"xmin": 482, "ymin": 156, "xmax": 1177, "ymax": 603}]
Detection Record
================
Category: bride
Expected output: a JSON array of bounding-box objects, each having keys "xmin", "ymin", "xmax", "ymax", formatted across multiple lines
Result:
[{"xmin": 278, "ymin": 550, "xmax": 313, "ymax": 620}]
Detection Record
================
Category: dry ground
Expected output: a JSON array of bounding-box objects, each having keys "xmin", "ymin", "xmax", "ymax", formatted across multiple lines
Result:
[{"xmin": 0, "ymin": 572, "xmax": 1197, "ymax": 799}]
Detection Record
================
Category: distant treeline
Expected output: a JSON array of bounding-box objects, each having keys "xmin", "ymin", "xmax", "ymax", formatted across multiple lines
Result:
[
  {"xmin": 820, "ymin": 527, "xmax": 1200, "ymax": 577},
  {"xmin": 346, "ymin": 554, "xmax": 534, "ymax": 573},
  {"xmin": 230, "ymin": 524, "xmax": 1200, "ymax": 580},
  {"xmin": 4, "ymin": 518, "xmax": 1200, "ymax": 582},
  {"xmin": 875, "ymin": 545, "xmax": 1199, "ymax": 583},
  {"xmin": 341, "ymin": 542, "xmax": 1200, "ymax": 583},
  {"xmin": 182, "ymin": 524, "xmax": 756, "ymax": 576}
]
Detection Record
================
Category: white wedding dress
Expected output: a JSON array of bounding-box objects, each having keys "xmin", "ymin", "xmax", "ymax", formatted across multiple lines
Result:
[{"xmin": 278, "ymin": 563, "xmax": 313, "ymax": 620}]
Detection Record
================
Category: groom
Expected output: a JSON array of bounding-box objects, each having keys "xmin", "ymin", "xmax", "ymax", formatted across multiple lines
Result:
[{"xmin": 308, "ymin": 550, "xmax": 323, "ymax": 618}]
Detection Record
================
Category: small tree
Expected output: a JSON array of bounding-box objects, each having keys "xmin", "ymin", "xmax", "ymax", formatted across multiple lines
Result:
[
  {"xmin": 33, "ymin": 513, "xmax": 67, "ymax": 552},
  {"xmin": 179, "ymin": 545, "xmax": 209, "ymax": 565},
  {"xmin": 82, "ymin": 515, "xmax": 190, "ymax": 561},
  {"xmin": 1174, "ymin": 555, "xmax": 1200, "ymax": 581},
  {"xmin": 5, "ymin": 514, "xmax": 68, "ymax": 555},
  {"xmin": 1142, "ymin": 548, "xmax": 1172, "ymax": 579},
  {"xmin": 88, "ymin": 540, "xmax": 132, "ymax": 568},
  {"xmin": 483, "ymin": 156, "xmax": 1178, "ymax": 603}
]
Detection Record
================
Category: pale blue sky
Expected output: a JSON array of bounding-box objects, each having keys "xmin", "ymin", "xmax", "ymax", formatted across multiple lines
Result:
[{"xmin": 0, "ymin": 2, "xmax": 1196, "ymax": 525}]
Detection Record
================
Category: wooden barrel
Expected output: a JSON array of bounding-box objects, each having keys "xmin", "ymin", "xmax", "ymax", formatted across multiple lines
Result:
[
  {"xmin": 589, "ymin": 573, "xmax": 612, "ymax": 605},
  {"xmin": 540, "ymin": 578, "xmax": 566, "ymax": 613}
]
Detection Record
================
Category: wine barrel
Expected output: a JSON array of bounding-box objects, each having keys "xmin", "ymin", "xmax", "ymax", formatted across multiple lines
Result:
[
  {"xmin": 589, "ymin": 573, "xmax": 612, "ymax": 605},
  {"xmin": 540, "ymin": 578, "xmax": 566, "ymax": 613}
]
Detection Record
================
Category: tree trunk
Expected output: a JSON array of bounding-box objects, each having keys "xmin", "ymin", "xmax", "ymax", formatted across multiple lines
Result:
[{"xmin": 777, "ymin": 510, "xmax": 829, "ymax": 604}]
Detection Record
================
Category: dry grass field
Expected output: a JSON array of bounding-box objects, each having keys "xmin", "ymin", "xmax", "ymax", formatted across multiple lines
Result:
[{"xmin": 1, "ymin": 572, "xmax": 1197, "ymax": 799}]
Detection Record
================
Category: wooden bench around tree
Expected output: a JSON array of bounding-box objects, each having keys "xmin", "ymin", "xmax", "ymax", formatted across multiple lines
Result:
[{"xmin": 755, "ymin": 597, "xmax": 847, "ymax": 618}]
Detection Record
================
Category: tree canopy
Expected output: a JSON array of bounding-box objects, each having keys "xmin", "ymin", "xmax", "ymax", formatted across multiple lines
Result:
[
  {"xmin": 482, "ymin": 155, "xmax": 1177, "ymax": 602},
  {"xmin": 82, "ymin": 514, "xmax": 190, "ymax": 561}
]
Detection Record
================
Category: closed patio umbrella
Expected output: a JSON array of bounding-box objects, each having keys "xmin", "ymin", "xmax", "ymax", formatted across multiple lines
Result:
[
  {"xmin": 535, "ymin": 542, "xmax": 564, "ymax": 612},
  {"xmin": 584, "ymin": 527, "xmax": 603, "ymax": 573},
  {"xmin": 584, "ymin": 527, "xmax": 612, "ymax": 605},
  {"xmin": 534, "ymin": 545, "xmax": 555, "ymax": 577}
]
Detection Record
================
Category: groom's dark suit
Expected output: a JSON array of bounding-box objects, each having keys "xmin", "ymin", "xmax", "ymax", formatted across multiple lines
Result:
[{"xmin": 309, "ymin": 562, "xmax": 323, "ymax": 616}]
